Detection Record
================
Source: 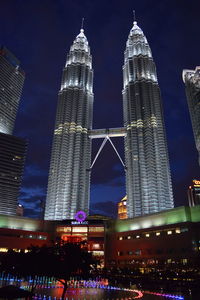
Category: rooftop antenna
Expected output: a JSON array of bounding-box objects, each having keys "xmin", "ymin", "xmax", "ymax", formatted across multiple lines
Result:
[{"xmin": 81, "ymin": 17, "xmax": 84, "ymax": 30}]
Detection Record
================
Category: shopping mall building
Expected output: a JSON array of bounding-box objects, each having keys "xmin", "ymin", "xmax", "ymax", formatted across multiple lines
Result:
[{"xmin": 0, "ymin": 206, "xmax": 200, "ymax": 269}]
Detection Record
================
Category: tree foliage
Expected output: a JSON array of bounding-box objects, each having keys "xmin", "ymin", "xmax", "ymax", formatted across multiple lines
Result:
[{"xmin": 0, "ymin": 242, "xmax": 96, "ymax": 299}]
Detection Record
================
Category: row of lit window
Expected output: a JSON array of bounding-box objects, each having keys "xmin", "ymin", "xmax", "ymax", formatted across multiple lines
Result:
[
  {"xmin": 0, "ymin": 248, "xmax": 29, "ymax": 253},
  {"xmin": 118, "ymin": 250, "xmax": 141, "ymax": 256},
  {"xmin": 89, "ymin": 250, "xmax": 104, "ymax": 256},
  {"xmin": 117, "ymin": 247, "xmax": 191, "ymax": 256},
  {"xmin": 20, "ymin": 234, "xmax": 47, "ymax": 240},
  {"xmin": 57, "ymin": 226, "xmax": 104, "ymax": 233},
  {"xmin": 0, "ymin": 233, "xmax": 47, "ymax": 240},
  {"xmin": 109, "ymin": 258, "xmax": 188, "ymax": 265},
  {"xmin": 118, "ymin": 228, "xmax": 188, "ymax": 240}
]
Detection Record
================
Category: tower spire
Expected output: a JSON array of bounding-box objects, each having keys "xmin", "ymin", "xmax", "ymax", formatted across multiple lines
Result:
[
  {"xmin": 133, "ymin": 10, "xmax": 137, "ymax": 25},
  {"xmin": 81, "ymin": 17, "xmax": 84, "ymax": 30}
]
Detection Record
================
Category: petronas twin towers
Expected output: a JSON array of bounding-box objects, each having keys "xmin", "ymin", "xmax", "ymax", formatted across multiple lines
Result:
[{"xmin": 44, "ymin": 21, "xmax": 174, "ymax": 220}]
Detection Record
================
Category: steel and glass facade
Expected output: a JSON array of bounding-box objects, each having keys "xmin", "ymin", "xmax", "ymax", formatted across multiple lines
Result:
[
  {"xmin": 122, "ymin": 22, "xmax": 174, "ymax": 217},
  {"xmin": 0, "ymin": 46, "xmax": 26, "ymax": 216},
  {"xmin": 183, "ymin": 67, "xmax": 200, "ymax": 165},
  {"xmin": 0, "ymin": 46, "xmax": 25, "ymax": 135},
  {"xmin": 45, "ymin": 22, "xmax": 174, "ymax": 220},
  {"xmin": 0, "ymin": 133, "xmax": 27, "ymax": 216},
  {"xmin": 45, "ymin": 29, "xmax": 93, "ymax": 220}
]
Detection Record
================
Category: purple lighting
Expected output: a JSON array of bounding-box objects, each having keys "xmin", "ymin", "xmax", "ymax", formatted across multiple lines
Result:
[{"xmin": 75, "ymin": 211, "xmax": 87, "ymax": 222}]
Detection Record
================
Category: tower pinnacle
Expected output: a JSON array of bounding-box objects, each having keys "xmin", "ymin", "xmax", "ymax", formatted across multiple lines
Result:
[
  {"xmin": 81, "ymin": 17, "xmax": 84, "ymax": 30},
  {"xmin": 133, "ymin": 10, "xmax": 136, "ymax": 24}
]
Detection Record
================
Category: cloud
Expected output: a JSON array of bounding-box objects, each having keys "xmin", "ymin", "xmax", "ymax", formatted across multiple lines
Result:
[
  {"xmin": 25, "ymin": 164, "xmax": 47, "ymax": 177},
  {"xmin": 19, "ymin": 186, "xmax": 46, "ymax": 218},
  {"xmin": 20, "ymin": 186, "xmax": 45, "ymax": 200},
  {"xmin": 21, "ymin": 163, "xmax": 48, "ymax": 190},
  {"xmin": 90, "ymin": 183, "xmax": 125, "ymax": 218},
  {"xmin": 90, "ymin": 201, "xmax": 117, "ymax": 218}
]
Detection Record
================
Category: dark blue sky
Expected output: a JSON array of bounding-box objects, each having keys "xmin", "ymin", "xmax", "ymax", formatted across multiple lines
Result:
[{"xmin": 1, "ymin": 0, "xmax": 200, "ymax": 218}]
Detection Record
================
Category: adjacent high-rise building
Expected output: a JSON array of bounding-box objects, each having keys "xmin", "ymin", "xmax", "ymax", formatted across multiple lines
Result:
[
  {"xmin": 0, "ymin": 133, "xmax": 27, "ymax": 216},
  {"xmin": 188, "ymin": 179, "xmax": 200, "ymax": 207},
  {"xmin": 182, "ymin": 67, "xmax": 200, "ymax": 165},
  {"xmin": 0, "ymin": 47, "xmax": 26, "ymax": 216},
  {"xmin": 0, "ymin": 46, "xmax": 25, "ymax": 135},
  {"xmin": 118, "ymin": 196, "xmax": 128, "ymax": 219},
  {"xmin": 45, "ymin": 28, "xmax": 93, "ymax": 220},
  {"xmin": 122, "ymin": 21, "xmax": 174, "ymax": 217}
]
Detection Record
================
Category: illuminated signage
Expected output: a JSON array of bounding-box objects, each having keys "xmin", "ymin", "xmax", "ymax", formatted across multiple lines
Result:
[
  {"xmin": 71, "ymin": 221, "xmax": 88, "ymax": 225},
  {"xmin": 74, "ymin": 210, "xmax": 87, "ymax": 222},
  {"xmin": 193, "ymin": 180, "xmax": 200, "ymax": 187}
]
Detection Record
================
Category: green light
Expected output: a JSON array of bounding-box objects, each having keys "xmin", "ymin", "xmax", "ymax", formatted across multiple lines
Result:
[{"xmin": 114, "ymin": 206, "xmax": 200, "ymax": 233}]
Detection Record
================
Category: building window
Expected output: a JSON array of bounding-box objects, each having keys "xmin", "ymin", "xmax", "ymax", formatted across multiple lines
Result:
[
  {"xmin": 167, "ymin": 230, "xmax": 172, "ymax": 235},
  {"xmin": 89, "ymin": 226, "xmax": 104, "ymax": 232},
  {"xmin": 181, "ymin": 258, "xmax": 188, "ymax": 264},
  {"xmin": 134, "ymin": 249, "xmax": 141, "ymax": 256},
  {"xmin": 38, "ymin": 235, "xmax": 47, "ymax": 240},
  {"xmin": 145, "ymin": 233, "xmax": 150, "ymax": 237},
  {"xmin": 156, "ymin": 249, "xmax": 163, "ymax": 254},
  {"xmin": 127, "ymin": 236, "xmax": 131, "ymax": 239},
  {"xmin": 181, "ymin": 228, "xmax": 188, "ymax": 233},
  {"xmin": 57, "ymin": 226, "xmax": 71, "ymax": 232},
  {"xmin": 156, "ymin": 232, "xmax": 160, "ymax": 236},
  {"xmin": 136, "ymin": 235, "xmax": 140, "ymax": 239},
  {"xmin": 119, "ymin": 236, "xmax": 123, "ymax": 240},
  {"xmin": 72, "ymin": 227, "xmax": 88, "ymax": 233},
  {"xmin": 0, "ymin": 248, "xmax": 8, "ymax": 252},
  {"xmin": 92, "ymin": 243, "xmax": 100, "ymax": 249},
  {"xmin": 92, "ymin": 251, "xmax": 104, "ymax": 256},
  {"xmin": 175, "ymin": 228, "xmax": 181, "ymax": 234}
]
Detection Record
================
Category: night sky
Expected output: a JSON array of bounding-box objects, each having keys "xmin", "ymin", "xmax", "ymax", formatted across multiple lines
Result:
[{"xmin": 1, "ymin": 0, "xmax": 200, "ymax": 218}]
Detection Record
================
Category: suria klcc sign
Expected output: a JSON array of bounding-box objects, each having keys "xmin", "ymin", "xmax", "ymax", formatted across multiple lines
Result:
[{"xmin": 71, "ymin": 211, "xmax": 88, "ymax": 225}]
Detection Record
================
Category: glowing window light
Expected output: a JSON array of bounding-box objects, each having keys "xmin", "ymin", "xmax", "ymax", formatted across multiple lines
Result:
[
  {"xmin": 145, "ymin": 233, "xmax": 150, "ymax": 237},
  {"xmin": 92, "ymin": 250, "xmax": 104, "ymax": 256},
  {"xmin": 72, "ymin": 227, "xmax": 87, "ymax": 233},
  {"xmin": 167, "ymin": 230, "xmax": 172, "ymax": 235},
  {"xmin": 175, "ymin": 228, "xmax": 181, "ymax": 234},
  {"xmin": 156, "ymin": 232, "xmax": 160, "ymax": 236},
  {"xmin": 88, "ymin": 226, "xmax": 104, "ymax": 232},
  {"xmin": 0, "ymin": 248, "xmax": 8, "ymax": 252},
  {"xmin": 92, "ymin": 243, "xmax": 100, "ymax": 249},
  {"xmin": 136, "ymin": 235, "xmax": 140, "ymax": 238}
]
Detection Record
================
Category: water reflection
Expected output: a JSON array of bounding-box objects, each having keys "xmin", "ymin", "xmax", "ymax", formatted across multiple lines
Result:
[
  {"xmin": 34, "ymin": 287, "xmax": 138, "ymax": 299},
  {"xmin": 0, "ymin": 278, "xmax": 189, "ymax": 300}
]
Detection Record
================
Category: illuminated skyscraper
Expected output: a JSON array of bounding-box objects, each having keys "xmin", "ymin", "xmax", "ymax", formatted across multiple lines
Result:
[
  {"xmin": 183, "ymin": 67, "xmax": 200, "ymax": 165},
  {"xmin": 0, "ymin": 46, "xmax": 25, "ymax": 135},
  {"xmin": 0, "ymin": 47, "xmax": 26, "ymax": 216},
  {"xmin": 122, "ymin": 21, "xmax": 174, "ymax": 217},
  {"xmin": 45, "ymin": 28, "xmax": 93, "ymax": 220}
]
